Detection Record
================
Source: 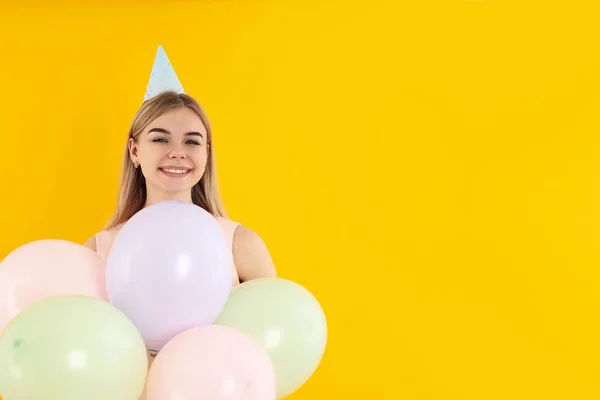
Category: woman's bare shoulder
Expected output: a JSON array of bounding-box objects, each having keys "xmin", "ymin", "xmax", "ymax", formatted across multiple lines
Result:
[
  {"xmin": 82, "ymin": 224, "xmax": 124, "ymax": 252},
  {"xmin": 232, "ymin": 225, "xmax": 277, "ymax": 281},
  {"xmin": 83, "ymin": 235, "xmax": 97, "ymax": 251}
]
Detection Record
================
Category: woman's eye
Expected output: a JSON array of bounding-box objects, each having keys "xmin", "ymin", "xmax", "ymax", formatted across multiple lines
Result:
[{"xmin": 152, "ymin": 137, "xmax": 200, "ymax": 145}]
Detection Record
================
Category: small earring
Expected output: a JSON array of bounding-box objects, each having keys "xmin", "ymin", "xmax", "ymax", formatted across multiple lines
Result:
[{"xmin": 133, "ymin": 160, "xmax": 139, "ymax": 168}]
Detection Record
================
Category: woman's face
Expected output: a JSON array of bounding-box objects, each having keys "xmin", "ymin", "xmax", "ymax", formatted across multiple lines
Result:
[{"xmin": 129, "ymin": 107, "xmax": 209, "ymax": 197}]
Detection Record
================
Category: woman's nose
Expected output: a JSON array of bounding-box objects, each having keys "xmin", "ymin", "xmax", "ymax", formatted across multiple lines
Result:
[{"xmin": 168, "ymin": 149, "xmax": 186, "ymax": 159}]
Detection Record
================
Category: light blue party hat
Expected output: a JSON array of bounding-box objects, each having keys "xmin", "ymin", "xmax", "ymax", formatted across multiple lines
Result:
[{"xmin": 143, "ymin": 45, "xmax": 184, "ymax": 101}]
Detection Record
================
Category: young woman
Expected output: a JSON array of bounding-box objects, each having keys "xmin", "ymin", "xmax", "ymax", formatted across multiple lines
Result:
[
  {"xmin": 83, "ymin": 48, "xmax": 276, "ymax": 399},
  {"xmin": 83, "ymin": 90, "xmax": 277, "ymax": 285}
]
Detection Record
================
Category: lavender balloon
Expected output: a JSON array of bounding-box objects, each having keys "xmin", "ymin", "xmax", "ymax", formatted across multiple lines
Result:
[{"xmin": 105, "ymin": 201, "xmax": 233, "ymax": 351}]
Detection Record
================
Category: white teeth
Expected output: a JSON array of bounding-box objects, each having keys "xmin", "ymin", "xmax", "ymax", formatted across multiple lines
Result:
[{"xmin": 163, "ymin": 169, "xmax": 188, "ymax": 174}]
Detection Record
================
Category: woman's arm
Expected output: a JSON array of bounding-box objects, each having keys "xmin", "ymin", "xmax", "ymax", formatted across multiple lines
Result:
[{"xmin": 232, "ymin": 225, "xmax": 277, "ymax": 282}]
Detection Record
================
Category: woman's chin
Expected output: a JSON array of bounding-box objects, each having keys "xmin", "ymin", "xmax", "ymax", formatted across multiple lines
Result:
[
  {"xmin": 147, "ymin": 174, "xmax": 201, "ymax": 195},
  {"xmin": 151, "ymin": 181, "xmax": 194, "ymax": 195}
]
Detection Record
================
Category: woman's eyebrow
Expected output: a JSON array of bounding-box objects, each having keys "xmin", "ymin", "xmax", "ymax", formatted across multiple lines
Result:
[{"xmin": 148, "ymin": 127, "xmax": 204, "ymax": 138}]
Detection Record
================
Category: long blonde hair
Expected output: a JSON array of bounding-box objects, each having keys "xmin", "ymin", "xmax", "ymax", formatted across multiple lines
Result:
[{"xmin": 105, "ymin": 91, "xmax": 227, "ymax": 229}]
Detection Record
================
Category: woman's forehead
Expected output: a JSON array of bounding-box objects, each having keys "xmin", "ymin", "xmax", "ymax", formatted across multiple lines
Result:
[{"xmin": 147, "ymin": 108, "xmax": 207, "ymax": 134}]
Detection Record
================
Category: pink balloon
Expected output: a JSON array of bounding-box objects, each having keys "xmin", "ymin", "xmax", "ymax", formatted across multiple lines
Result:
[
  {"xmin": 145, "ymin": 325, "xmax": 276, "ymax": 400},
  {"xmin": 0, "ymin": 239, "xmax": 108, "ymax": 333}
]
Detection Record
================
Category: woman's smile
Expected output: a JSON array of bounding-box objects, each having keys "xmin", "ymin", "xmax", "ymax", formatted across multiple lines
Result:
[{"xmin": 159, "ymin": 166, "xmax": 192, "ymax": 178}]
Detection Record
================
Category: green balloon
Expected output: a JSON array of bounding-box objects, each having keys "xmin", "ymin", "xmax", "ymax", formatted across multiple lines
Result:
[
  {"xmin": 215, "ymin": 278, "xmax": 327, "ymax": 399},
  {"xmin": 0, "ymin": 295, "xmax": 148, "ymax": 400}
]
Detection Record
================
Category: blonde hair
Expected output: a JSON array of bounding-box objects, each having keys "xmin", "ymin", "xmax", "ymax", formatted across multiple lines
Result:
[{"xmin": 105, "ymin": 91, "xmax": 227, "ymax": 229}]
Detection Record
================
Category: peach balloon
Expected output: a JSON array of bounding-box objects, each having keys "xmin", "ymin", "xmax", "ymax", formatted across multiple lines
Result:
[
  {"xmin": 145, "ymin": 325, "xmax": 276, "ymax": 400},
  {"xmin": 0, "ymin": 239, "xmax": 108, "ymax": 334}
]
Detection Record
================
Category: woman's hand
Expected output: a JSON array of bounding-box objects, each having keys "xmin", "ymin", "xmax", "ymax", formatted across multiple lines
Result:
[{"xmin": 147, "ymin": 348, "xmax": 158, "ymax": 368}]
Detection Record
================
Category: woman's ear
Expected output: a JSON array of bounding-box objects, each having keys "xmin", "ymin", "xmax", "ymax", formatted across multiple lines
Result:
[{"xmin": 128, "ymin": 137, "xmax": 138, "ymax": 163}]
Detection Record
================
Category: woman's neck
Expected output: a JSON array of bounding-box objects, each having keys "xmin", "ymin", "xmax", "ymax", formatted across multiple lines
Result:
[{"xmin": 144, "ymin": 187, "xmax": 193, "ymax": 208}]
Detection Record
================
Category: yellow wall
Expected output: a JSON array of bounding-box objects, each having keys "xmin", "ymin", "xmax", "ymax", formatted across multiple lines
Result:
[{"xmin": 1, "ymin": 0, "xmax": 600, "ymax": 398}]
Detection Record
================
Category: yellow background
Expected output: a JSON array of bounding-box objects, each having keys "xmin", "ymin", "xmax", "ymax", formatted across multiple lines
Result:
[{"xmin": 1, "ymin": 0, "xmax": 600, "ymax": 398}]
